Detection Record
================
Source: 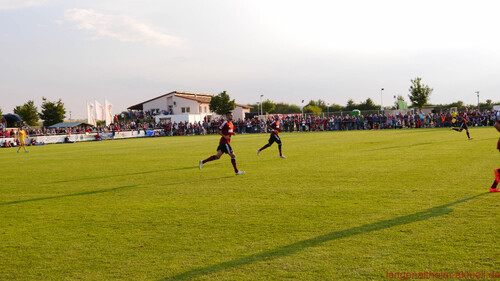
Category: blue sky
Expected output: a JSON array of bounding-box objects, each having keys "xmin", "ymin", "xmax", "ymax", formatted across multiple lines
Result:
[{"xmin": 1, "ymin": 0, "xmax": 500, "ymax": 119}]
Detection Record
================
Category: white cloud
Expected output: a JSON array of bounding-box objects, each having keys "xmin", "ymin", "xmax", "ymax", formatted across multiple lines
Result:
[
  {"xmin": 0, "ymin": 0, "xmax": 48, "ymax": 10},
  {"xmin": 64, "ymin": 8, "xmax": 181, "ymax": 47}
]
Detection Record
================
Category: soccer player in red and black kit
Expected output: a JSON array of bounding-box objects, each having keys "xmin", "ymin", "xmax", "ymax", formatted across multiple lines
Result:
[
  {"xmin": 451, "ymin": 108, "xmax": 473, "ymax": 140},
  {"xmin": 257, "ymin": 115, "xmax": 286, "ymax": 158},
  {"xmin": 490, "ymin": 112, "xmax": 500, "ymax": 192},
  {"xmin": 199, "ymin": 112, "xmax": 245, "ymax": 175}
]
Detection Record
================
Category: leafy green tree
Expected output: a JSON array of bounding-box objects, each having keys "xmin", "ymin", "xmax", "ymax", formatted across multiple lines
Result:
[
  {"xmin": 39, "ymin": 97, "xmax": 66, "ymax": 127},
  {"xmin": 345, "ymin": 99, "xmax": 358, "ymax": 111},
  {"xmin": 448, "ymin": 101, "xmax": 464, "ymax": 108},
  {"xmin": 274, "ymin": 102, "xmax": 301, "ymax": 114},
  {"xmin": 306, "ymin": 99, "xmax": 328, "ymax": 111},
  {"xmin": 248, "ymin": 104, "xmax": 259, "ymax": 113},
  {"xmin": 408, "ymin": 77, "xmax": 433, "ymax": 109},
  {"xmin": 358, "ymin": 98, "xmax": 379, "ymax": 110},
  {"xmin": 261, "ymin": 99, "xmax": 276, "ymax": 113},
  {"xmin": 304, "ymin": 105, "xmax": 322, "ymax": 116},
  {"xmin": 209, "ymin": 91, "xmax": 236, "ymax": 115},
  {"xmin": 328, "ymin": 103, "xmax": 344, "ymax": 112},
  {"xmin": 14, "ymin": 100, "xmax": 39, "ymax": 126},
  {"xmin": 0, "ymin": 107, "xmax": 3, "ymax": 117}
]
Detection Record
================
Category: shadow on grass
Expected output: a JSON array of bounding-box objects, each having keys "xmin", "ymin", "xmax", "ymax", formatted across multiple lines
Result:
[
  {"xmin": 2, "ymin": 175, "xmax": 234, "ymax": 206},
  {"xmin": 163, "ymin": 192, "xmax": 488, "ymax": 281},
  {"xmin": 364, "ymin": 141, "xmax": 441, "ymax": 152},
  {"xmin": 0, "ymin": 185, "xmax": 136, "ymax": 206},
  {"xmin": 369, "ymin": 136, "xmax": 500, "ymax": 152},
  {"xmin": 51, "ymin": 166, "xmax": 200, "ymax": 184}
]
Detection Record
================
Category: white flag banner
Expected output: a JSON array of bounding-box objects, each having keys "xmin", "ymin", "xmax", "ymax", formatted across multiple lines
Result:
[
  {"xmin": 95, "ymin": 100, "xmax": 105, "ymax": 121},
  {"xmin": 87, "ymin": 101, "xmax": 96, "ymax": 127},
  {"xmin": 105, "ymin": 99, "xmax": 113, "ymax": 126}
]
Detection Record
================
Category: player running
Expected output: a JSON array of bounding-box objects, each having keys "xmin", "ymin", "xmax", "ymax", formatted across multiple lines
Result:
[
  {"xmin": 199, "ymin": 112, "xmax": 245, "ymax": 175},
  {"xmin": 17, "ymin": 126, "xmax": 29, "ymax": 153},
  {"xmin": 257, "ymin": 115, "xmax": 286, "ymax": 158},
  {"xmin": 451, "ymin": 108, "xmax": 472, "ymax": 140},
  {"xmin": 490, "ymin": 112, "xmax": 500, "ymax": 192}
]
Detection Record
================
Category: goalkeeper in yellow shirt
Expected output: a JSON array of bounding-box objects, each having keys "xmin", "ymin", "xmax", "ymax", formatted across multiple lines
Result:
[{"xmin": 17, "ymin": 126, "xmax": 29, "ymax": 153}]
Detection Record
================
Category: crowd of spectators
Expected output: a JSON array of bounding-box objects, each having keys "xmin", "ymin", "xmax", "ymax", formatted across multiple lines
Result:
[
  {"xmin": 117, "ymin": 109, "xmax": 499, "ymax": 136},
  {"xmin": 129, "ymin": 109, "xmax": 169, "ymax": 120},
  {"xmin": 1, "ymin": 109, "xmax": 499, "ymax": 141},
  {"xmin": 94, "ymin": 109, "xmax": 500, "ymax": 136}
]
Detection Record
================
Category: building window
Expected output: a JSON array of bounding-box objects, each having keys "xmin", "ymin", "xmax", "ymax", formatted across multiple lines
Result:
[{"xmin": 181, "ymin": 107, "xmax": 190, "ymax": 113}]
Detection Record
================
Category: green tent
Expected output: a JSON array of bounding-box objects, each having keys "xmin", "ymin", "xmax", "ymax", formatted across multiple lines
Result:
[
  {"xmin": 351, "ymin": 109, "xmax": 361, "ymax": 116},
  {"xmin": 398, "ymin": 100, "xmax": 408, "ymax": 110}
]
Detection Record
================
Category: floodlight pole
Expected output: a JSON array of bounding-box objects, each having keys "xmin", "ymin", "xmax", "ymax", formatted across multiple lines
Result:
[
  {"xmin": 476, "ymin": 91, "xmax": 480, "ymax": 110},
  {"xmin": 301, "ymin": 100, "xmax": 304, "ymax": 118},
  {"xmin": 381, "ymin": 88, "xmax": 384, "ymax": 112},
  {"xmin": 260, "ymin": 94, "xmax": 264, "ymax": 120}
]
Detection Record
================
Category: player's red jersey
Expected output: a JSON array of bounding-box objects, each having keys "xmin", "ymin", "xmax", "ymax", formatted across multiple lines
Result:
[
  {"xmin": 459, "ymin": 112, "xmax": 469, "ymax": 124},
  {"xmin": 270, "ymin": 120, "xmax": 280, "ymax": 136},
  {"xmin": 219, "ymin": 121, "xmax": 235, "ymax": 144}
]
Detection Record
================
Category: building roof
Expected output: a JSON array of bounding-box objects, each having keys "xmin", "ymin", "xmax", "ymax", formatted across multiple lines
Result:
[
  {"xmin": 236, "ymin": 103, "xmax": 252, "ymax": 109},
  {"xmin": 175, "ymin": 93, "xmax": 212, "ymax": 103},
  {"xmin": 127, "ymin": 91, "xmax": 253, "ymax": 110},
  {"xmin": 127, "ymin": 91, "xmax": 213, "ymax": 110}
]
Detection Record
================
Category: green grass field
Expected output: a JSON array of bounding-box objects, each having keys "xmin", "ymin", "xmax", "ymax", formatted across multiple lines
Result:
[{"xmin": 1, "ymin": 127, "xmax": 499, "ymax": 280}]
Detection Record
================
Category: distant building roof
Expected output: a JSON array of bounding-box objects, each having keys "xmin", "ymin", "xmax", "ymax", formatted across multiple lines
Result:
[
  {"xmin": 127, "ymin": 91, "xmax": 213, "ymax": 110},
  {"xmin": 49, "ymin": 122, "xmax": 92, "ymax": 128},
  {"xmin": 236, "ymin": 103, "xmax": 252, "ymax": 109},
  {"xmin": 175, "ymin": 93, "xmax": 212, "ymax": 104},
  {"xmin": 127, "ymin": 91, "xmax": 252, "ymax": 110}
]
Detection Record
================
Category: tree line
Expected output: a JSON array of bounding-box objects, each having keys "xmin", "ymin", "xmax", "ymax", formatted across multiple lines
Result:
[
  {"xmin": 3, "ymin": 98, "xmax": 66, "ymax": 127},
  {"xmin": 248, "ymin": 77, "xmax": 500, "ymax": 114}
]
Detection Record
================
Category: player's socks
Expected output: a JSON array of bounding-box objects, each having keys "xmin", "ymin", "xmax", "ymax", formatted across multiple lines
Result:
[
  {"xmin": 466, "ymin": 131, "xmax": 471, "ymax": 139},
  {"xmin": 278, "ymin": 144, "xmax": 282, "ymax": 156},
  {"xmin": 491, "ymin": 179, "xmax": 498, "ymax": 190},
  {"xmin": 494, "ymin": 169, "xmax": 500, "ymax": 182},
  {"xmin": 231, "ymin": 158, "xmax": 238, "ymax": 173},
  {"xmin": 259, "ymin": 144, "xmax": 271, "ymax": 152},
  {"xmin": 490, "ymin": 180, "xmax": 500, "ymax": 192},
  {"xmin": 203, "ymin": 155, "xmax": 218, "ymax": 164}
]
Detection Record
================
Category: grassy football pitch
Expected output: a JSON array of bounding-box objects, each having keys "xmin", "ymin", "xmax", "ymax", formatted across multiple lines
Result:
[{"xmin": 1, "ymin": 128, "xmax": 499, "ymax": 280}]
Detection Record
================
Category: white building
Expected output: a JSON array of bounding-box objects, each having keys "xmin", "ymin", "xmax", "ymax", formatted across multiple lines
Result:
[{"xmin": 128, "ymin": 91, "xmax": 252, "ymax": 122}]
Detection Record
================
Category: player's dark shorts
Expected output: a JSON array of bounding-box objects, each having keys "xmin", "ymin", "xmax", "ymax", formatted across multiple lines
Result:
[
  {"xmin": 268, "ymin": 134, "xmax": 282, "ymax": 145},
  {"xmin": 459, "ymin": 122, "xmax": 468, "ymax": 131},
  {"xmin": 217, "ymin": 143, "xmax": 233, "ymax": 154}
]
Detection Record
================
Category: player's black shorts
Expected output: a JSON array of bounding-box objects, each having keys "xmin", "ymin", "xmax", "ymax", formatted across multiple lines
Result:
[
  {"xmin": 268, "ymin": 134, "xmax": 282, "ymax": 145},
  {"xmin": 217, "ymin": 143, "xmax": 233, "ymax": 154},
  {"xmin": 459, "ymin": 122, "xmax": 468, "ymax": 131}
]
